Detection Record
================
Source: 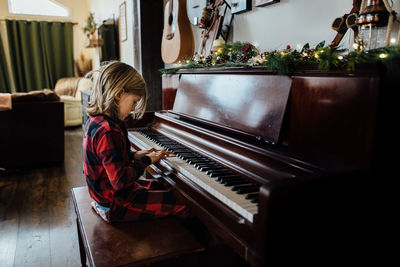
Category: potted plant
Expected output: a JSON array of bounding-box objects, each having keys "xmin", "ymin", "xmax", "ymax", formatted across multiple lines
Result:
[{"xmin": 83, "ymin": 13, "xmax": 97, "ymax": 40}]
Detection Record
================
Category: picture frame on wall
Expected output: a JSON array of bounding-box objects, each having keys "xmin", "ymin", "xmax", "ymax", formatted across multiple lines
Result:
[
  {"xmin": 119, "ymin": 1, "xmax": 127, "ymax": 42},
  {"xmin": 231, "ymin": 0, "xmax": 251, "ymax": 14},
  {"xmin": 255, "ymin": 0, "xmax": 280, "ymax": 7}
]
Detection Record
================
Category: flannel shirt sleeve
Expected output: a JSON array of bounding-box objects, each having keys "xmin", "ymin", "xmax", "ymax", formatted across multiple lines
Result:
[
  {"xmin": 97, "ymin": 131, "xmax": 151, "ymax": 191},
  {"xmin": 130, "ymin": 150, "xmax": 136, "ymax": 160}
]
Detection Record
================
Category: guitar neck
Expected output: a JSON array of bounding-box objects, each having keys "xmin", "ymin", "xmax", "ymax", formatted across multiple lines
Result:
[{"xmin": 169, "ymin": 0, "xmax": 174, "ymax": 14}]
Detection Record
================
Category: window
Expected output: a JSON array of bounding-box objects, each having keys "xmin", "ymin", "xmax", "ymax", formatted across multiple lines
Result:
[{"xmin": 8, "ymin": 0, "xmax": 69, "ymax": 17}]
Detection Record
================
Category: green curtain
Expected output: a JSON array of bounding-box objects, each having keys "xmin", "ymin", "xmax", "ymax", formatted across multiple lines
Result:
[
  {"xmin": 5, "ymin": 20, "xmax": 74, "ymax": 92},
  {"xmin": 0, "ymin": 34, "xmax": 11, "ymax": 93}
]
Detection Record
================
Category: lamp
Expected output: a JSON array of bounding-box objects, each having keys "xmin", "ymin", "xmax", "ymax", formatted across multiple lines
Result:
[{"xmin": 356, "ymin": 0, "xmax": 398, "ymax": 50}]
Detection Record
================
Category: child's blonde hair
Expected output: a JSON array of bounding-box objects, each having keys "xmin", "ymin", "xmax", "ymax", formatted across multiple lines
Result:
[{"xmin": 86, "ymin": 61, "xmax": 147, "ymax": 121}]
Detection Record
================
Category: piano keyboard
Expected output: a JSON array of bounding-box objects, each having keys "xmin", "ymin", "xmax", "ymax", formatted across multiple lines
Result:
[{"xmin": 129, "ymin": 130, "xmax": 259, "ymax": 223}]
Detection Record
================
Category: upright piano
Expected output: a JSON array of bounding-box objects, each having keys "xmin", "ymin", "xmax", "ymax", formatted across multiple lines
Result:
[{"xmin": 125, "ymin": 67, "xmax": 388, "ymax": 266}]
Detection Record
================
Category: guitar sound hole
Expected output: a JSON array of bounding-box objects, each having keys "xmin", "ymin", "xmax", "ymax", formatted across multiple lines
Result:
[{"xmin": 168, "ymin": 14, "xmax": 173, "ymax": 25}]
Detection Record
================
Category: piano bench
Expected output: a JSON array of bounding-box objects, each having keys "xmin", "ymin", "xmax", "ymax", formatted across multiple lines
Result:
[{"xmin": 71, "ymin": 186, "xmax": 204, "ymax": 267}]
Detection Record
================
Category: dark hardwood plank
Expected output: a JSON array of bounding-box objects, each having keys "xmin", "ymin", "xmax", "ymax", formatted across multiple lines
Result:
[
  {"xmin": 0, "ymin": 176, "xmax": 19, "ymax": 266},
  {"xmin": 0, "ymin": 127, "xmax": 85, "ymax": 267},
  {"xmin": 13, "ymin": 170, "xmax": 52, "ymax": 267}
]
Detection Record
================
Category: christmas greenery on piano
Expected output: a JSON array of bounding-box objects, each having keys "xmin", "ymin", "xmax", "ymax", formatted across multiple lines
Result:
[{"xmin": 159, "ymin": 41, "xmax": 400, "ymax": 75}]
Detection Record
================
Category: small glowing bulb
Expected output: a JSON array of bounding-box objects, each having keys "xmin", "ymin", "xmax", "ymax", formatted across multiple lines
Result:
[
  {"xmin": 390, "ymin": 38, "xmax": 396, "ymax": 44},
  {"xmin": 352, "ymin": 43, "xmax": 359, "ymax": 49},
  {"xmin": 315, "ymin": 54, "xmax": 319, "ymax": 58},
  {"xmin": 379, "ymin": 53, "xmax": 387, "ymax": 58},
  {"xmin": 338, "ymin": 56, "xmax": 343, "ymax": 60},
  {"xmin": 281, "ymin": 51, "xmax": 285, "ymax": 55}
]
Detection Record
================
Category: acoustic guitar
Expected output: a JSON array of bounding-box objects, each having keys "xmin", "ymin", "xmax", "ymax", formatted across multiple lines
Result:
[{"xmin": 161, "ymin": 0, "xmax": 194, "ymax": 64}]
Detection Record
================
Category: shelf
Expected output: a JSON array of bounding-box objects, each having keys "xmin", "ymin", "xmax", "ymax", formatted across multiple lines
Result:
[{"xmin": 84, "ymin": 38, "xmax": 104, "ymax": 48}]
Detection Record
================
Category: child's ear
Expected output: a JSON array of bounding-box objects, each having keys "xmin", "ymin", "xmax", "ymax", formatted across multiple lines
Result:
[{"xmin": 116, "ymin": 90, "xmax": 123, "ymax": 100}]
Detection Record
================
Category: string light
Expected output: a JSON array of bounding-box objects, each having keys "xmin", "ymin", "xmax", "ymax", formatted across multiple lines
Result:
[{"xmin": 379, "ymin": 53, "xmax": 388, "ymax": 58}]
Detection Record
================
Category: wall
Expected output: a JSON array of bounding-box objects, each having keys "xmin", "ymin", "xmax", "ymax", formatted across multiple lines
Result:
[
  {"xmin": 200, "ymin": 0, "xmax": 400, "ymax": 52},
  {"xmin": 87, "ymin": 0, "xmax": 137, "ymax": 69}
]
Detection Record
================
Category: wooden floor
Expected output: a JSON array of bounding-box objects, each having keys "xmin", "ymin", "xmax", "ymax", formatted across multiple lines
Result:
[
  {"xmin": 0, "ymin": 127, "xmax": 250, "ymax": 267},
  {"xmin": 0, "ymin": 127, "xmax": 85, "ymax": 267}
]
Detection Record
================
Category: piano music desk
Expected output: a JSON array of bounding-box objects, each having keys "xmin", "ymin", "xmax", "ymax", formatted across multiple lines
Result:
[{"xmin": 71, "ymin": 186, "xmax": 204, "ymax": 267}]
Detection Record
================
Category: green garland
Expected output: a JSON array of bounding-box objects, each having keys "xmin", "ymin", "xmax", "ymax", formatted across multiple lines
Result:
[{"xmin": 159, "ymin": 41, "xmax": 400, "ymax": 75}]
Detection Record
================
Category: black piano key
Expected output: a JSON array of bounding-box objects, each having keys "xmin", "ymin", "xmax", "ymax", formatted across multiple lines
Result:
[
  {"xmin": 177, "ymin": 153, "xmax": 200, "ymax": 158},
  {"xmin": 236, "ymin": 185, "xmax": 260, "ymax": 194},
  {"xmin": 178, "ymin": 155, "xmax": 201, "ymax": 160},
  {"xmin": 218, "ymin": 176, "xmax": 243, "ymax": 181},
  {"xmin": 232, "ymin": 184, "xmax": 256, "ymax": 192},
  {"xmin": 171, "ymin": 149, "xmax": 192, "ymax": 153},
  {"xmin": 198, "ymin": 166, "xmax": 225, "ymax": 172},
  {"xmin": 215, "ymin": 175, "xmax": 242, "ymax": 182},
  {"xmin": 197, "ymin": 164, "xmax": 222, "ymax": 169},
  {"xmin": 251, "ymin": 196, "xmax": 259, "ymax": 203},
  {"xmin": 161, "ymin": 143, "xmax": 179, "ymax": 146},
  {"xmin": 221, "ymin": 178, "xmax": 246, "ymax": 184},
  {"xmin": 193, "ymin": 162, "xmax": 218, "ymax": 166},
  {"xmin": 177, "ymin": 153, "xmax": 198, "ymax": 157},
  {"xmin": 207, "ymin": 170, "xmax": 234, "ymax": 177},
  {"xmin": 186, "ymin": 157, "xmax": 208, "ymax": 161},
  {"xmin": 194, "ymin": 163, "xmax": 220, "ymax": 168},
  {"xmin": 218, "ymin": 176, "xmax": 244, "ymax": 182},
  {"xmin": 245, "ymin": 193, "xmax": 259, "ymax": 200},
  {"xmin": 223, "ymin": 179, "xmax": 249, "ymax": 186},
  {"xmin": 186, "ymin": 158, "xmax": 210, "ymax": 164}
]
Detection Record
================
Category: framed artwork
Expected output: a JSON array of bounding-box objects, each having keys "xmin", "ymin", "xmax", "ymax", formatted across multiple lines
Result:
[
  {"xmin": 231, "ymin": 0, "xmax": 251, "ymax": 14},
  {"xmin": 119, "ymin": 1, "xmax": 127, "ymax": 42},
  {"xmin": 255, "ymin": 0, "xmax": 280, "ymax": 7}
]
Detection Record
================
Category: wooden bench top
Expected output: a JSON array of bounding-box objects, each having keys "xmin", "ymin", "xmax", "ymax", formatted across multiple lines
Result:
[{"xmin": 72, "ymin": 186, "xmax": 203, "ymax": 267}]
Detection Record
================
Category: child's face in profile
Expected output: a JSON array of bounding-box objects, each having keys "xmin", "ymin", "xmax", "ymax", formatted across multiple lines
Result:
[{"xmin": 118, "ymin": 92, "xmax": 141, "ymax": 120}]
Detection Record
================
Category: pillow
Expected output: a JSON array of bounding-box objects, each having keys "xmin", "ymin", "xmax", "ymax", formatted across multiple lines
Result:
[
  {"xmin": 76, "ymin": 78, "xmax": 92, "ymax": 100},
  {"xmin": 54, "ymin": 77, "xmax": 81, "ymax": 97}
]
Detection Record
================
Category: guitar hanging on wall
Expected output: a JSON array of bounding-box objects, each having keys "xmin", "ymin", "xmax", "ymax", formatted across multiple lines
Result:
[{"xmin": 161, "ymin": 0, "xmax": 194, "ymax": 64}]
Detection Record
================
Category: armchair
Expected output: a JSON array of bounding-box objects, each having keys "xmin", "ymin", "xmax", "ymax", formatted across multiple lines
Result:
[{"xmin": 54, "ymin": 77, "xmax": 92, "ymax": 127}]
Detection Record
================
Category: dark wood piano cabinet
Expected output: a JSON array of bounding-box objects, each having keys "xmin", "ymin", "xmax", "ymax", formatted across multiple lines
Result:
[{"xmin": 129, "ymin": 67, "xmax": 393, "ymax": 266}]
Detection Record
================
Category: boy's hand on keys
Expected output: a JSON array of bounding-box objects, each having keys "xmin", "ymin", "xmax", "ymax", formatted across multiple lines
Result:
[
  {"xmin": 146, "ymin": 150, "xmax": 173, "ymax": 164},
  {"xmin": 134, "ymin": 148, "xmax": 156, "ymax": 159}
]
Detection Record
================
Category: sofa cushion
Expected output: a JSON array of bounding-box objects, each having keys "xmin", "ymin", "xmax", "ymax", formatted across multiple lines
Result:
[
  {"xmin": 11, "ymin": 89, "xmax": 60, "ymax": 103},
  {"xmin": 54, "ymin": 77, "xmax": 82, "ymax": 97},
  {"xmin": 76, "ymin": 78, "xmax": 92, "ymax": 100}
]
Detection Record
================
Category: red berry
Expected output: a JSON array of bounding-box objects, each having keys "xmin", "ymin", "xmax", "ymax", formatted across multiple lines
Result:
[{"xmin": 286, "ymin": 45, "xmax": 291, "ymax": 49}]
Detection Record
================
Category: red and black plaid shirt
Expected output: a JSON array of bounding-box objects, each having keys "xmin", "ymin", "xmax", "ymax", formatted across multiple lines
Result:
[
  {"xmin": 83, "ymin": 115, "xmax": 151, "ymax": 209},
  {"xmin": 83, "ymin": 114, "xmax": 189, "ymax": 222}
]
